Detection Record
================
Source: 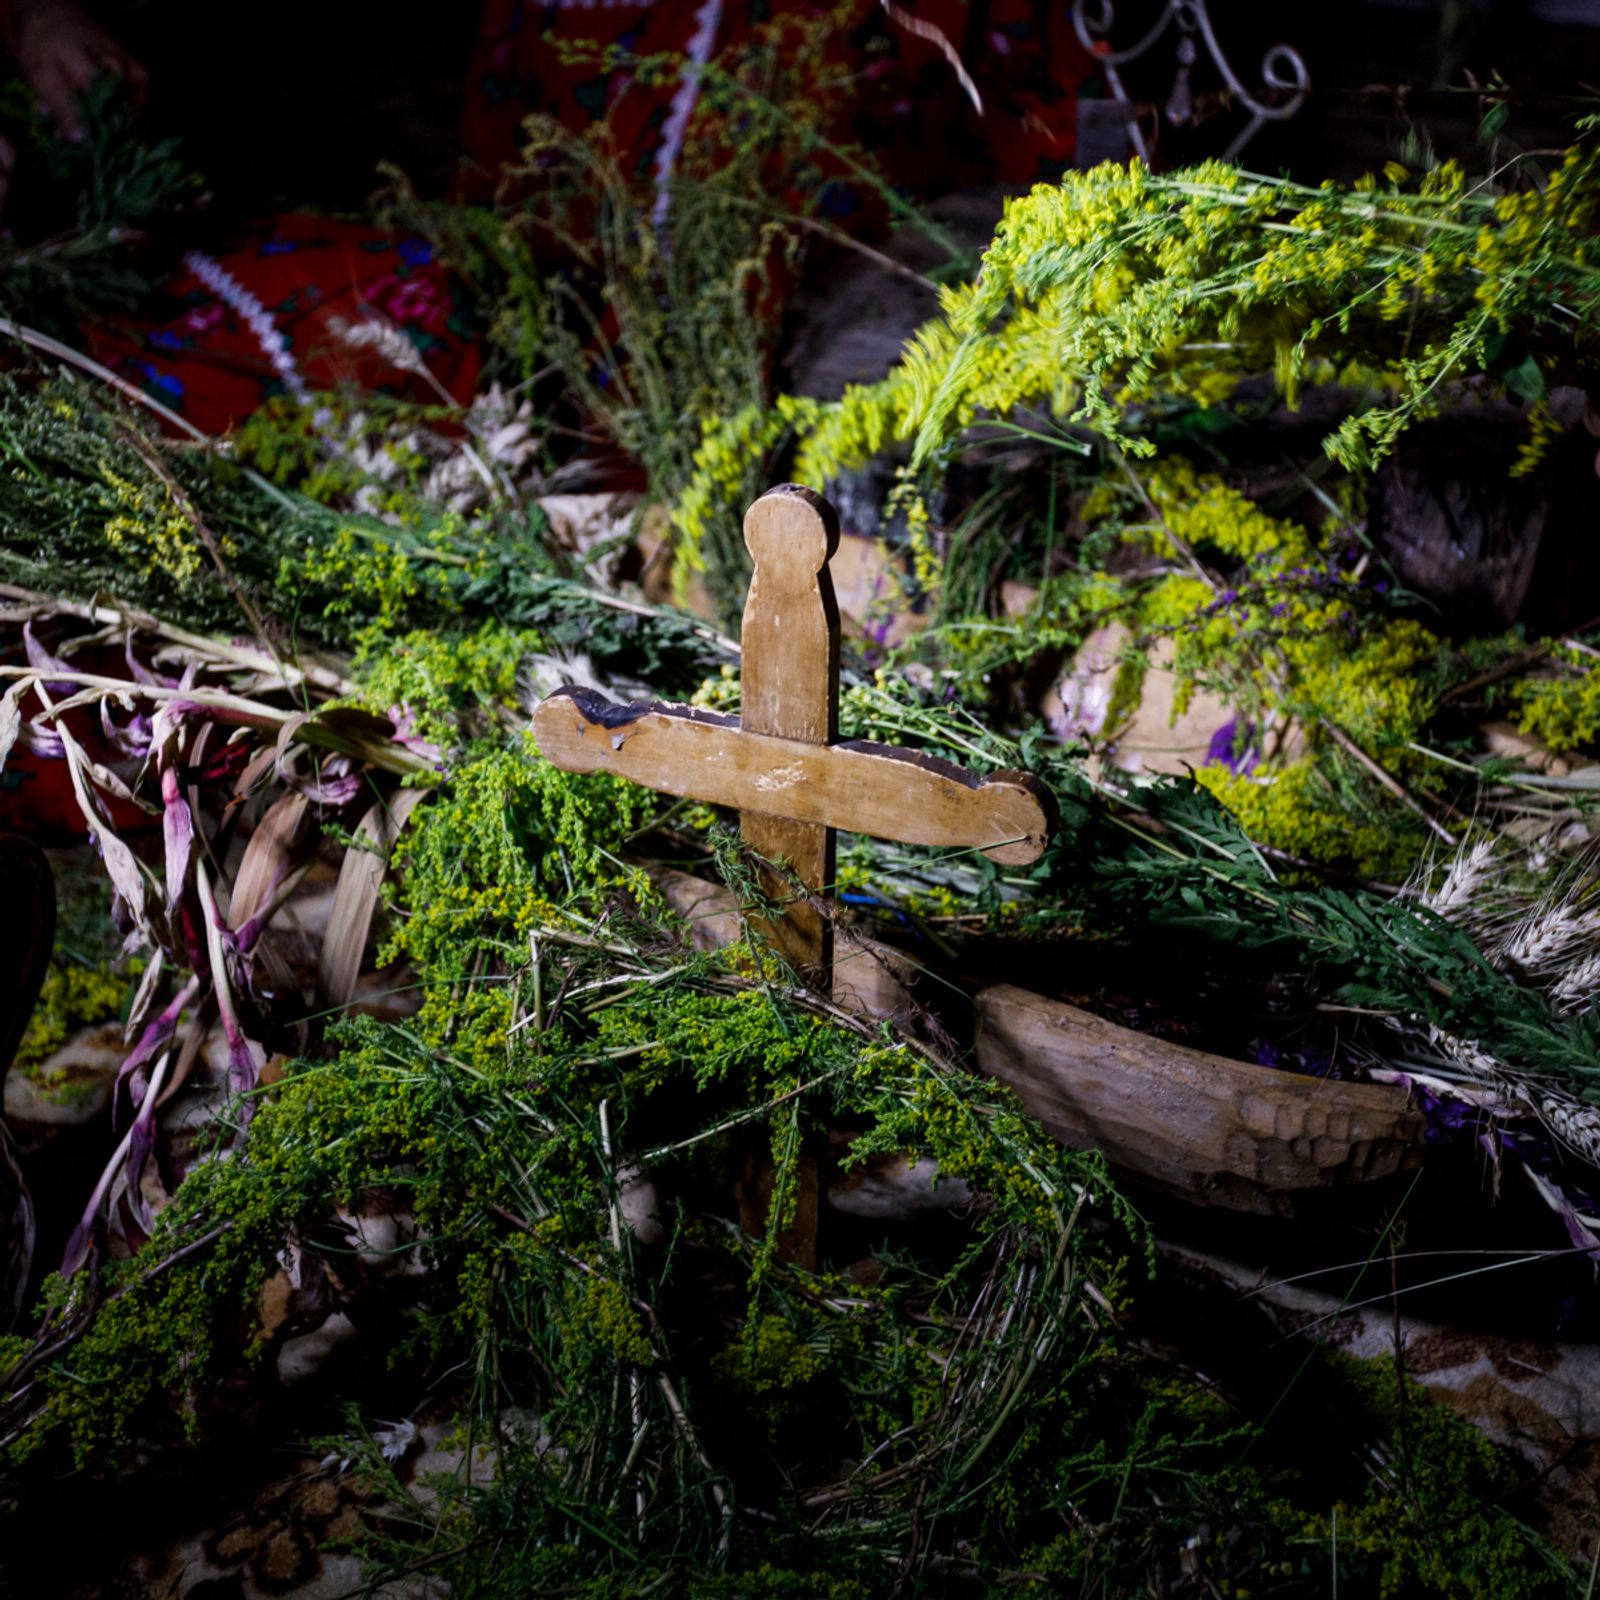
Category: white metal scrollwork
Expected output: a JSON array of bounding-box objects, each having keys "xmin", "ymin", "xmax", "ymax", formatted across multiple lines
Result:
[{"xmin": 1072, "ymin": 0, "xmax": 1310, "ymax": 163}]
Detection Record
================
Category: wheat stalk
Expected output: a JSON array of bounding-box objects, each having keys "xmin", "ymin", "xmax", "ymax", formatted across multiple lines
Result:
[
  {"xmin": 1550, "ymin": 949, "xmax": 1600, "ymax": 1015},
  {"xmin": 1418, "ymin": 838, "xmax": 1496, "ymax": 925},
  {"xmin": 1423, "ymin": 1024, "xmax": 1600, "ymax": 1167},
  {"xmin": 1492, "ymin": 901, "xmax": 1600, "ymax": 979}
]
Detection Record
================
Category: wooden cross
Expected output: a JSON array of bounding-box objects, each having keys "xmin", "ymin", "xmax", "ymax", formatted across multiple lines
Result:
[{"xmin": 531, "ymin": 485, "xmax": 1056, "ymax": 985}]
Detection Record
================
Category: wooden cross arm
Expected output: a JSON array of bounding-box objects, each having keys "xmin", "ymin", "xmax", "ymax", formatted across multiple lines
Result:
[{"xmin": 532, "ymin": 686, "xmax": 1057, "ymax": 866}]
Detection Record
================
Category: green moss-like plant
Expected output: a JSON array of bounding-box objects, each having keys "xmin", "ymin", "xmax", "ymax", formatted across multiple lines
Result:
[{"xmin": 14, "ymin": 962, "xmax": 130, "ymax": 1079}]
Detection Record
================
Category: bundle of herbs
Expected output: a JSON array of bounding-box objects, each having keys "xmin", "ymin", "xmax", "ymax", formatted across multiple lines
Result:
[
  {"xmin": 676, "ymin": 134, "xmax": 1600, "ymax": 896},
  {"xmin": 1, "ymin": 62, "xmax": 1599, "ymax": 1595}
]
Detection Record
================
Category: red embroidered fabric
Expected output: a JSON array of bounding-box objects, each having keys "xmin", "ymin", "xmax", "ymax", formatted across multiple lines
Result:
[{"xmin": 83, "ymin": 215, "xmax": 481, "ymax": 437}]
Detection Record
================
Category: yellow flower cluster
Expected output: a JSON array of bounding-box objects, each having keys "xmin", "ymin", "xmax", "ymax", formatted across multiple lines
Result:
[
  {"xmin": 1512, "ymin": 641, "xmax": 1600, "ymax": 752},
  {"xmin": 1061, "ymin": 459, "xmax": 1449, "ymax": 869},
  {"xmin": 675, "ymin": 147, "xmax": 1600, "ymax": 565},
  {"xmin": 285, "ymin": 525, "xmax": 421, "ymax": 638},
  {"xmin": 98, "ymin": 465, "xmax": 206, "ymax": 587},
  {"xmin": 1195, "ymin": 759, "xmax": 1419, "ymax": 880}
]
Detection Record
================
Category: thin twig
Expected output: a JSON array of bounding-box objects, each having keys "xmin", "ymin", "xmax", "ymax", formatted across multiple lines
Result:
[
  {"xmin": 1322, "ymin": 720, "xmax": 1456, "ymax": 843},
  {"xmin": 1116, "ymin": 452, "xmax": 1219, "ymax": 594},
  {"xmin": 1439, "ymin": 615, "xmax": 1600, "ymax": 706},
  {"xmin": 714, "ymin": 190, "xmax": 940, "ymax": 293}
]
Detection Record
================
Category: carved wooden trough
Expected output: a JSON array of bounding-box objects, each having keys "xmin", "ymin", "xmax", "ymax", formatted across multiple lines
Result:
[
  {"xmin": 534, "ymin": 487, "xmax": 1428, "ymax": 1214},
  {"xmin": 652, "ymin": 867, "xmax": 1426, "ymax": 1214}
]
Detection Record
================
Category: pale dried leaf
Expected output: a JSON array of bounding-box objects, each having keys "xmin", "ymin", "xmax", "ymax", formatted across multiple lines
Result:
[
  {"xmin": 58, "ymin": 721, "xmax": 153, "ymax": 942},
  {"xmin": 161, "ymin": 767, "xmax": 194, "ymax": 919},
  {"xmin": 319, "ymin": 788, "xmax": 426, "ymax": 1008},
  {"xmin": 273, "ymin": 711, "xmax": 311, "ymax": 771},
  {"xmin": 123, "ymin": 948, "xmax": 166, "ymax": 1045},
  {"xmin": 0, "ymin": 676, "xmax": 27, "ymax": 771},
  {"xmin": 231, "ymin": 793, "xmax": 311, "ymax": 931},
  {"xmin": 42, "ymin": 683, "xmax": 139, "ymax": 720},
  {"xmin": 85, "ymin": 752, "xmax": 156, "ymax": 813},
  {"xmin": 233, "ymin": 741, "xmax": 280, "ymax": 802}
]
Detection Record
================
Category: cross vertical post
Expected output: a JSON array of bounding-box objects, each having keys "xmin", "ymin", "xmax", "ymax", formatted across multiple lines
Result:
[
  {"xmin": 737, "ymin": 486, "xmax": 840, "ymax": 985},
  {"xmin": 532, "ymin": 485, "xmax": 1057, "ymax": 1270}
]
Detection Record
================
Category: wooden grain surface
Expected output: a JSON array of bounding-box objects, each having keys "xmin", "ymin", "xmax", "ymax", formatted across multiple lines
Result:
[
  {"xmin": 739, "ymin": 485, "xmax": 840, "ymax": 746},
  {"xmin": 530, "ymin": 690, "xmax": 1055, "ymax": 866},
  {"xmin": 973, "ymin": 984, "xmax": 1425, "ymax": 1212}
]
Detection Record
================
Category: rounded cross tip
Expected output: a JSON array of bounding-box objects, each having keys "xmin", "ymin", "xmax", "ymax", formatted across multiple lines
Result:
[
  {"xmin": 978, "ymin": 769, "xmax": 1059, "ymax": 866},
  {"xmin": 744, "ymin": 484, "xmax": 839, "ymax": 576}
]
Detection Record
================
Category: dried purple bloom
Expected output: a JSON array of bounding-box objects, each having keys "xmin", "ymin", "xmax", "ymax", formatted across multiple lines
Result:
[
  {"xmin": 21, "ymin": 623, "xmax": 77, "ymax": 696},
  {"xmin": 160, "ymin": 765, "xmax": 194, "ymax": 922},
  {"xmin": 99, "ymin": 698, "xmax": 153, "ymax": 759},
  {"xmin": 196, "ymin": 864, "xmax": 265, "ymax": 1114},
  {"xmin": 123, "ymin": 637, "xmax": 179, "ymax": 689},
  {"xmin": 286, "ymin": 760, "xmax": 365, "ymax": 808},
  {"xmin": 385, "ymin": 704, "xmax": 443, "ymax": 769},
  {"xmin": 123, "ymin": 1081, "xmax": 166, "ymax": 1233},
  {"xmin": 114, "ymin": 975, "xmax": 200, "ymax": 1115},
  {"xmin": 19, "ymin": 722, "xmax": 65, "ymax": 760}
]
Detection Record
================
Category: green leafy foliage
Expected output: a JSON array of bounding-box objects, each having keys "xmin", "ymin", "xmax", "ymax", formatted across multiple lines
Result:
[{"xmin": 692, "ymin": 151, "xmax": 1600, "ymax": 506}]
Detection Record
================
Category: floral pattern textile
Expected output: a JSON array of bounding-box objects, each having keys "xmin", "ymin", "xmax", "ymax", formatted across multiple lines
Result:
[{"xmin": 84, "ymin": 215, "xmax": 482, "ymax": 437}]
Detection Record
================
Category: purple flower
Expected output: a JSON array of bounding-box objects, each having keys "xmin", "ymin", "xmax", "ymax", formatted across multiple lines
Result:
[
  {"xmin": 1206, "ymin": 718, "xmax": 1257, "ymax": 774},
  {"xmin": 22, "ymin": 622, "xmax": 77, "ymax": 695},
  {"xmin": 124, "ymin": 639, "xmax": 178, "ymax": 689},
  {"xmin": 99, "ymin": 701, "xmax": 151, "ymax": 760},
  {"xmin": 386, "ymin": 704, "xmax": 443, "ymax": 769},
  {"xmin": 1251, "ymin": 1039, "xmax": 1335, "ymax": 1078},
  {"xmin": 20, "ymin": 723, "xmax": 65, "ymax": 760}
]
